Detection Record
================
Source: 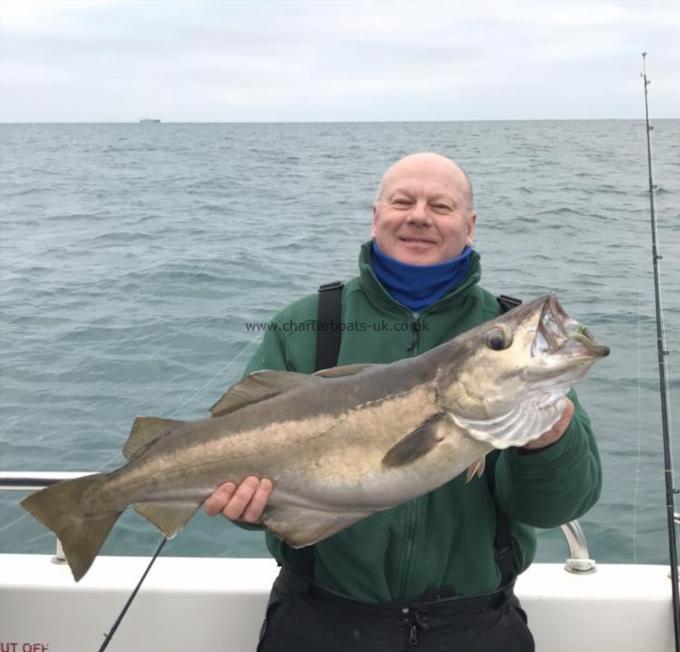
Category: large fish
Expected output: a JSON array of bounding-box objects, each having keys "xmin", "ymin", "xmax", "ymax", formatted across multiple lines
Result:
[{"xmin": 22, "ymin": 294, "xmax": 608, "ymax": 581}]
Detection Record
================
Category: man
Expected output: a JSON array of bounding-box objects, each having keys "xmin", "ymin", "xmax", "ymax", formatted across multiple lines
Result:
[{"xmin": 204, "ymin": 153, "xmax": 601, "ymax": 651}]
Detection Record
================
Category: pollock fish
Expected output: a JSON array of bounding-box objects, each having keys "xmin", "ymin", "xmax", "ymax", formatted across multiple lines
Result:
[{"xmin": 21, "ymin": 294, "xmax": 609, "ymax": 581}]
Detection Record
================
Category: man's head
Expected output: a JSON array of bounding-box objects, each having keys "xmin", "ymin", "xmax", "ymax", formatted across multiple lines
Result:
[{"xmin": 371, "ymin": 153, "xmax": 476, "ymax": 266}]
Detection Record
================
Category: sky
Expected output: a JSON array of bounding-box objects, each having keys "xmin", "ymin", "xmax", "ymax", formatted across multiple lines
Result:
[{"xmin": 0, "ymin": 0, "xmax": 678, "ymax": 122}]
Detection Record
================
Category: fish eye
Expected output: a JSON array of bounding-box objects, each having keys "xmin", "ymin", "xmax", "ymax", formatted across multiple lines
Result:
[{"xmin": 485, "ymin": 327, "xmax": 511, "ymax": 351}]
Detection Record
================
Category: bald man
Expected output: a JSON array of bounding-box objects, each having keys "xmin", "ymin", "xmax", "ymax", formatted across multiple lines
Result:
[{"xmin": 205, "ymin": 153, "xmax": 601, "ymax": 651}]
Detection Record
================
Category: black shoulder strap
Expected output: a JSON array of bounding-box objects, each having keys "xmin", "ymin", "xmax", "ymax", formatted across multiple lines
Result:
[
  {"xmin": 494, "ymin": 505, "xmax": 516, "ymax": 587},
  {"xmin": 291, "ymin": 281, "xmax": 344, "ymax": 578},
  {"xmin": 315, "ymin": 281, "xmax": 344, "ymax": 372},
  {"xmin": 497, "ymin": 294, "xmax": 522, "ymax": 313}
]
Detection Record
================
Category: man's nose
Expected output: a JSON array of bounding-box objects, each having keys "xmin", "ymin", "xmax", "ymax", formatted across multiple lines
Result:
[{"xmin": 406, "ymin": 200, "xmax": 431, "ymax": 225}]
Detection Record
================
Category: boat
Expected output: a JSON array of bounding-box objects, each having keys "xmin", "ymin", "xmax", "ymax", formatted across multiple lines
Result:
[
  {"xmin": 0, "ymin": 471, "xmax": 676, "ymax": 651},
  {"xmin": 138, "ymin": 118, "xmax": 161, "ymax": 123},
  {"xmin": 2, "ymin": 57, "xmax": 676, "ymax": 650}
]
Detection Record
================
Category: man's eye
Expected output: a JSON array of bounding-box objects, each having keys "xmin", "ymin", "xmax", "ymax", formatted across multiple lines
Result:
[{"xmin": 432, "ymin": 204, "xmax": 452, "ymax": 211}]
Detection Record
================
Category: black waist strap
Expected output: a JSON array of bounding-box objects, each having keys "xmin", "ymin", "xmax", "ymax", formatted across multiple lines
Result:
[{"xmin": 276, "ymin": 567, "xmax": 514, "ymax": 619}]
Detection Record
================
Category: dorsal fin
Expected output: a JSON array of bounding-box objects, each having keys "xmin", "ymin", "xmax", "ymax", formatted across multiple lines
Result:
[
  {"xmin": 314, "ymin": 363, "xmax": 374, "ymax": 378},
  {"xmin": 123, "ymin": 416, "xmax": 184, "ymax": 460},
  {"xmin": 210, "ymin": 370, "xmax": 309, "ymax": 417}
]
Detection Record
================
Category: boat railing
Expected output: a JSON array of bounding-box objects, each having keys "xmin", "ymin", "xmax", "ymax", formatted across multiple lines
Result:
[{"xmin": 0, "ymin": 471, "xmax": 597, "ymax": 573}]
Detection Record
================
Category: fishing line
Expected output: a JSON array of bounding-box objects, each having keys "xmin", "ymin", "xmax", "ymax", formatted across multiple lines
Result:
[
  {"xmin": 167, "ymin": 336, "xmax": 260, "ymax": 418},
  {"xmin": 97, "ymin": 536, "xmax": 168, "ymax": 652},
  {"xmin": 641, "ymin": 51, "xmax": 680, "ymax": 651},
  {"xmin": 92, "ymin": 335, "xmax": 261, "ymax": 650},
  {"xmin": 0, "ymin": 512, "xmax": 31, "ymax": 536},
  {"xmin": 86, "ymin": 336, "xmax": 260, "ymax": 473}
]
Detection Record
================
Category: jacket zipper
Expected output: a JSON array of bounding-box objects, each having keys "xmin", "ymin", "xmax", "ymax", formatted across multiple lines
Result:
[
  {"xmin": 397, "ymin": 310, "xmax": 424, "ymax": 599},
  {"xmin": 406, "ymin": 311, "xmax": 421, "ymax": 354},
  {"xmin": 409, "ymin": 622, "xmax": 419, "ymax": 645}
]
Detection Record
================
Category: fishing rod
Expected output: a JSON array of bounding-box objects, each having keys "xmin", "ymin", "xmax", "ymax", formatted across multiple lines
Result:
[
  {"xmin": 641, "ymin": 51, "xmax": 680, "ymax": 651},
  {"xmin": 97, "ymin": 536, "xmax": 168, "ymax": 651}
]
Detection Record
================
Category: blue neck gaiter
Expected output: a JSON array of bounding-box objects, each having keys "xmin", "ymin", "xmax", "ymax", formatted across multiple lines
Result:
[{"xmin": 371, "ymin": 241, "xmax": 474, "ymax": 312}]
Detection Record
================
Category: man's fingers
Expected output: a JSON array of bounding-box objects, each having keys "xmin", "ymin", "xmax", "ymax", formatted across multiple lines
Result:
[
  {"xmin": 203, "ymin": 481, "xmax": 237, "ymax": 516},
  {"xmin": 241, "ymin": 478, "xmax": 274, "ymax": 523},
  {"xmin": 204, "ymin": 476, "xmax": 274, "ymax": 521},
  {"xmin": 222, "ymin": 475, "xmax": 261, "ymax": 520}
]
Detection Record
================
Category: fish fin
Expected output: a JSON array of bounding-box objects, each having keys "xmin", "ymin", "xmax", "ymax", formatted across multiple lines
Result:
[
  {"xmin": 134, "ymin": 502, "xmax": 200, "ymax": 538},
  {"xmin": 314, "ymin": 363, "xmax": 374, "ymax": 378},
  {"xmin": 465, "ymin": 456, "xmax": 487, "ymax": 483},
  {"xmin": 123, "ymin": 416, "xmax": 185, "ymax": 460},
  {"xmin": 263, "ymin": 506, "xmax": 367, "ymax": 548},
  {"xmin": 210, "ymin": 370, "xmax": 309, "ymax": 417},
  {"xmin": 382, "ymin": 413, "xmax": 446, "ymax": 468},
  {"xmin": 20, "ymin": 474, "xmax": 120, "ymax": 582}
]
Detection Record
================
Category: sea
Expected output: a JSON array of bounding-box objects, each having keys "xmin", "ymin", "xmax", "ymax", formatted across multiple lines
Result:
[{"xmin": 1, "ymin": 120, "xmax": 679, "ymax": 566}]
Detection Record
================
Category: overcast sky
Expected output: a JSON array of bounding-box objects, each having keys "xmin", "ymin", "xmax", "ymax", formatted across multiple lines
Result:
[{"xmin": 0, "ymin": 0, "xmax": 678, "ymax": 122}]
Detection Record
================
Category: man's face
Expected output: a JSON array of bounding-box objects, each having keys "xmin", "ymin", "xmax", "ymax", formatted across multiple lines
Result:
[{"xmin": 371, "ymin": 157, "xmax": 476, "ymax": 266}]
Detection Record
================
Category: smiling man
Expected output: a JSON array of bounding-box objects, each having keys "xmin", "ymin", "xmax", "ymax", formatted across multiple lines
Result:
[
  {"xmin": 372, "ymin": 153, "xmax": 476, "ymax": 266},
  {"xmin": 205, "ymin": 153, "xmax": 601, "ymax": 651}
]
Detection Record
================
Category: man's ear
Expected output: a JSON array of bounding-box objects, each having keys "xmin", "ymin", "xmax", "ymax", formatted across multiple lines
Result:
[
  {"xmin": 466, "ymin": 211, "xmax": 477, "ymax": 245},
  {"xmin": 370, "ymin": 204, "xmax": 378, "ymax": 238}
]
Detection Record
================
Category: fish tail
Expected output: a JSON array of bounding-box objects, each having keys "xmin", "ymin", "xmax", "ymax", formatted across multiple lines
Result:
[{"xmin": 20, "ymin": 473, "xmax": 121, "ymax": 582}]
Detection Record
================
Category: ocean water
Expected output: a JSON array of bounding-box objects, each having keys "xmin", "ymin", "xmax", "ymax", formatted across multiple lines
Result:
[{"xmin": 1, "ymin": 121, "xmax": 679, "ymax": 566}]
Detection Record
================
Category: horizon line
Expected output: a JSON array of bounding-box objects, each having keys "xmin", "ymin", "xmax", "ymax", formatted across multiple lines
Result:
[{"xmin": 2, "ymin": 117, "xmax": 679, "ymax": 125}]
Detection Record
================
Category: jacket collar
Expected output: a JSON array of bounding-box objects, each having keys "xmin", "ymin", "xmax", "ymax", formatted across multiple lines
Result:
[{"xmin": 357, "ymin": 241, "xmax": 481, "ymax": 315}]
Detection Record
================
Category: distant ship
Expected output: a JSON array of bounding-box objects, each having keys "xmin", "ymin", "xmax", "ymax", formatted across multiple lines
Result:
[{"xmin": 139, "ymin": 118, "xmax": 161, "ymax": 123}]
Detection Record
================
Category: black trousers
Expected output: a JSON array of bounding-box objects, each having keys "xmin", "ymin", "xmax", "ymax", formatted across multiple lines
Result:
[{"xmin": 257, "ymin": 569, "xmax": 535, "ymax": 652}]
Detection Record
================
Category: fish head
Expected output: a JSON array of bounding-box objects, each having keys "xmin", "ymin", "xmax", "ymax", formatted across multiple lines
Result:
[{"xmin": 437, "ymin": 294, "xmax": 609, "ymax": 448}]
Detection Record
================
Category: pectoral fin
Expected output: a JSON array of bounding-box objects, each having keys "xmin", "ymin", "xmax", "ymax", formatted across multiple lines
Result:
[
  {"xmin": 382, "ymin": 413, "xmax": 447, "ymax": 468},
  {"xmin": 465, "ymin": 456, "xmax": 487, "ymax": 483}
]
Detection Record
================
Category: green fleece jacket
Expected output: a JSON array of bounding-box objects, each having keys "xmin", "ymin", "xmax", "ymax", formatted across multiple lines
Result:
[{"xmin": 241, "ymin": 242, "xmax": 602, "ymax": 602}]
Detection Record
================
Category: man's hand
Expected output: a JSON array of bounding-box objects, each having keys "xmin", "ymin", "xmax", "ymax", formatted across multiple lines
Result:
[
  {"xmin": 203, "ymin": 476, "xmax": 273, "ymax": 523},
  {"xmin": 522, "ymin": 398, "xmax": 574, "ymax": 451}
]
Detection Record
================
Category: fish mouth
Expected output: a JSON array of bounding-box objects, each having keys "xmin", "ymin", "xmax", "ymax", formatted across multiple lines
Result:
[{"xmin": 531, "ymin": 294, "xmax": 610, "ymax": 360}]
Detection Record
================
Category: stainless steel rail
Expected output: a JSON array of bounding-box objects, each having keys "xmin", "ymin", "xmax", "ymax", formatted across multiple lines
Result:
[
  {"xmin": 0, "ymin": 471, "xmax": 94, "ymax": 490},
  {"xmin": 561, "ymin": 520, "xmax": 596, "ymax": 574},
  {"xmin": 1, "ymin": 471, "xmax": 596, "ymax": 572}
]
